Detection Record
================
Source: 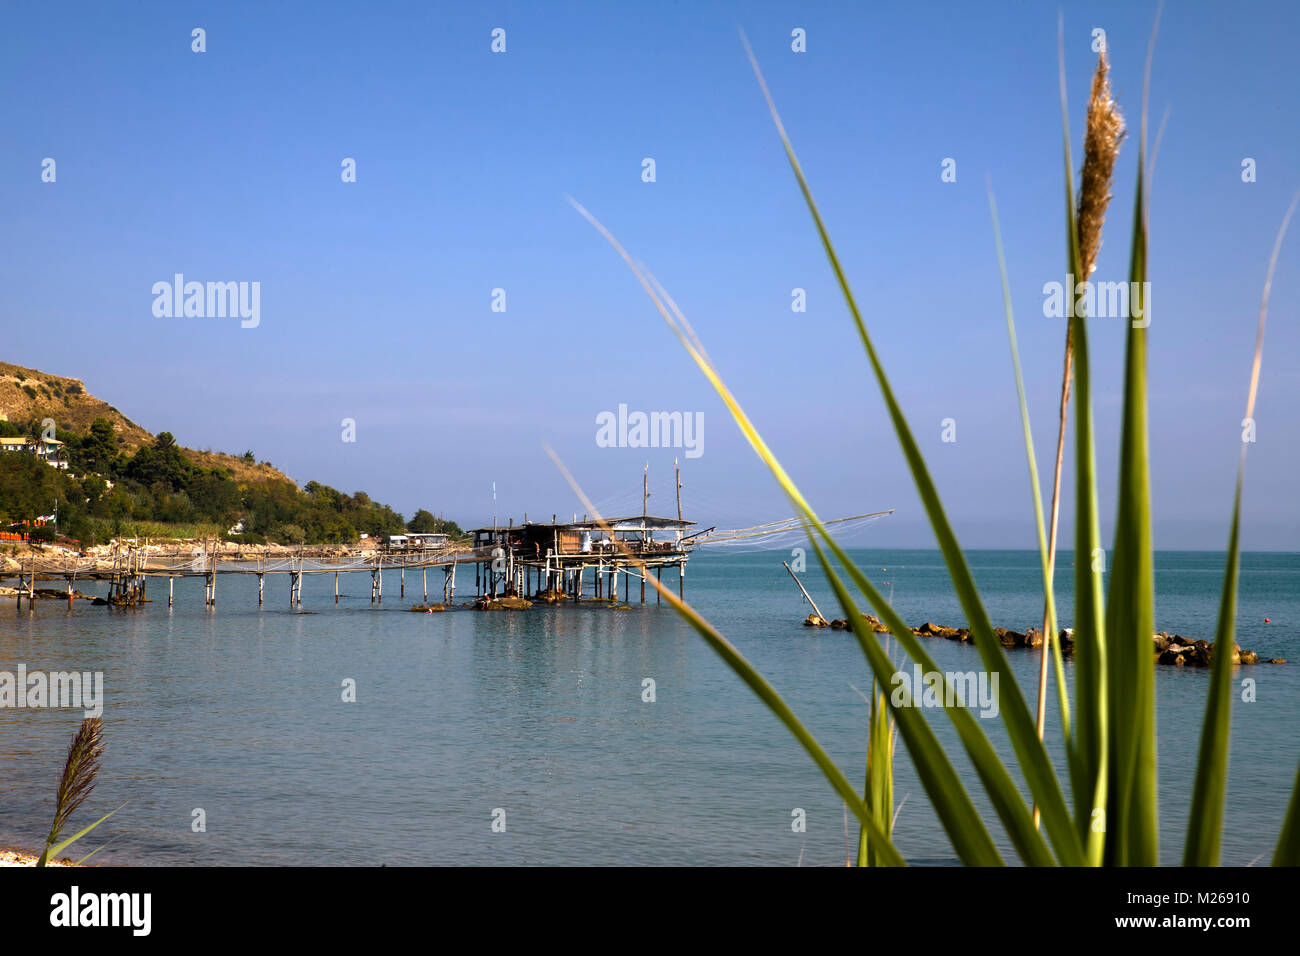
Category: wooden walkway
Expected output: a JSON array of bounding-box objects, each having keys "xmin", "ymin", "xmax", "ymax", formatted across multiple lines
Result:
[{"xmin": 5, "ymin": 538, "xmax": 691, "ymax": 611}]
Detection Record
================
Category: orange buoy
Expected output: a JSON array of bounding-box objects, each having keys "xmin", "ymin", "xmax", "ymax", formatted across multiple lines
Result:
[{"xmin": 1264, "ymin": 617, "xmax": 1271, "ymax": 623}]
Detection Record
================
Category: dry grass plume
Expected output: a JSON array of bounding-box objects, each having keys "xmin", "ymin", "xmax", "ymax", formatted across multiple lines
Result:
[{"xmin": 37, "ymin": 717, "xmax": 105, "ymax": 866}]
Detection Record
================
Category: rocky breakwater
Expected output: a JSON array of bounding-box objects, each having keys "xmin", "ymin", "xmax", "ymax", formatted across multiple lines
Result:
[{"xmin": 853, "ymin": 615, "xmax": 1280, "ymax": 666}]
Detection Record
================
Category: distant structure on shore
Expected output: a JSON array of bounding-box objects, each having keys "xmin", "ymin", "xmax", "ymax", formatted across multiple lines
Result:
[
  {"xmin": 383, "ymin": 532, "xmax": 451, "ymax": 551},
  {"xmin": 0, "ymin": 435, "xmax": 66, "ymax": 469}
]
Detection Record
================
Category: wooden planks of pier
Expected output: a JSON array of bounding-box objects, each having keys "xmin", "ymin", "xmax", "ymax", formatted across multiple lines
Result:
[{"xmin": 7, "ymin": 514, "xmax": 694, "ymax": 612}]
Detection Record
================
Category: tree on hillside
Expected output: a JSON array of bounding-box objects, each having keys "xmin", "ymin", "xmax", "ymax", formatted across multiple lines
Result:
[
  {"xmin": 407, "ymin": 509, "xmax": 439, "ymax": 533},
  {"xmin": 74, "ymin": 418, "xmax": 121, "ymax": 476},
  {"xmin": 407, "ymin": 509, "xmax": 462, "ymax": 536},
  {"xmin": 125, "ymin": 431, "xmax": 190, "ymax": 491}
]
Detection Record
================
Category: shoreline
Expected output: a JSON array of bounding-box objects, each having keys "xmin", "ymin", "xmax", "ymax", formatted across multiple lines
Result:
[{"xmin": 0, "ymin": 848, "xmax": 76, "ymax": 867}]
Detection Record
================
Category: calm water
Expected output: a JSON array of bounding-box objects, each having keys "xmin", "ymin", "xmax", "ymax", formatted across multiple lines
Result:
[{"xmin": 1, "ymin": 549, "xmax": 1296, "ymax": 866}]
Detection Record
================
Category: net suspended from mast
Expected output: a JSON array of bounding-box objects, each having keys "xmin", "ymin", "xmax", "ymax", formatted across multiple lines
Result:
[{"xmin": 686, "ymin": 510, "xmax": 894, "ymax": 551}]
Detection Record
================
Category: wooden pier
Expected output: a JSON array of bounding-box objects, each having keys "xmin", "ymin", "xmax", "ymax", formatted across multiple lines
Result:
[{"xmin": 5, "ymin": 512, "xmax": 698, "ymax": 612}]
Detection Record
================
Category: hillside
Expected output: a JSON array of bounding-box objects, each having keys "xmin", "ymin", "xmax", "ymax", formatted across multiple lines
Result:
[
  {"xmin": 0, "ymin": 361, "xmax": 292, "ymax": 485},
  {"xmin": 0, "ymin": 360, "xmax": 461, "ymax": 547}
]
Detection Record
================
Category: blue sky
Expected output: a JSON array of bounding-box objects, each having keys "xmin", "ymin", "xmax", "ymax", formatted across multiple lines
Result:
[{"xmin": 2, "ymin": 0, "xmax": 1297, "ymax": 549}]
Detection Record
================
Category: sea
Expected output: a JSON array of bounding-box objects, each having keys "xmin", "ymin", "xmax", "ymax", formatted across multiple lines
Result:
[{"xmin": 1, "ymin": 549, "xmax": 1296, "ymax": 866}]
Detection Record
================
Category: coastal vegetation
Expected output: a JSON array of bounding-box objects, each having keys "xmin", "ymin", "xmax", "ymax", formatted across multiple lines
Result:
[
  {"xmin": 573, "ymin": 19, "xmax": 1300, "ymax": 866},
  {"xmin": 0, "ymin": 416, "xmax": 461, "ymax": 547},
  {"xmin": 35, "ymin": 717, "xmax": 118, "ymax": 867}
]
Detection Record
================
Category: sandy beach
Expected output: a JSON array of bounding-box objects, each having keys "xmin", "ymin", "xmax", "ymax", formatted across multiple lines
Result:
[{"xmin": 0, "ymin": 848, "xmax": 75, "ymax": 867}]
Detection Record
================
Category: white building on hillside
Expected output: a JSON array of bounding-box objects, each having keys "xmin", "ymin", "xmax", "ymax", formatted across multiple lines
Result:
[{"xmin": 0, "ymin": 435, "xmax": 67, "ymax": 468}]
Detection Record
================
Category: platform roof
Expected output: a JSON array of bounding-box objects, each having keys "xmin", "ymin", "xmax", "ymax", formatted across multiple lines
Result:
[{"xmin": 471, "ymin": 515, "xmax": 695, "ymax": 534}]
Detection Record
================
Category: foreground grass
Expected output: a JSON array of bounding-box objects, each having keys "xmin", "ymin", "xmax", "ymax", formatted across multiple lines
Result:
[{"xmin": 571, "ymin": 20, "xmax": 1299, "ymax": 866}]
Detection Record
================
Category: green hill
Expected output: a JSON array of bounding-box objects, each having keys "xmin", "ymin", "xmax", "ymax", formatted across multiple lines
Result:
[{"xmin": 0, "ymin": 361, "xmax": 460, "ymax": 546}]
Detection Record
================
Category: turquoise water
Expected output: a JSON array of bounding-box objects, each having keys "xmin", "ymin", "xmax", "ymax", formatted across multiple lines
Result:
[{"xmin": 1, "ymin": 549, "xmax": 1296, "ymax": 865}]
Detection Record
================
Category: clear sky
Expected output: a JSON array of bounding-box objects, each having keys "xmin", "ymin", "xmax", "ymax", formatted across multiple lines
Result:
[{"xmin": 2, "ymin": 0, "xmax": 1297, "ymax": 549}]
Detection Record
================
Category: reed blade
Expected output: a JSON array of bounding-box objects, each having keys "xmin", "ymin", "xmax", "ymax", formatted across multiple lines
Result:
[
  {"xmin": 1055, "ymin": 21, "xmax": 1109, "ymax": 864},
  {"xmin": 1275, "ymin": 763, "xmax": 1300, "ymax": 865},
  {"xmin": 1103, "ymin": 166, "xmax": 1156, "ymax": 865},
  {"xmin": 568, "ymin": 201, "xmax": 1020, "ymax": 864},
  {"xmin": 1098, "ymin": 9, "xmax": 1159, "ymax": 867},
  {"xmin": 546, "ymin": 447, "xmax": 907, "ymax": 866},
  {"xmin": 987, "ymin": 181, "xmax": 1071, "ymax": 751},
  {"xmin": 858, "ymin": 681, "xmax": 896, "ymax": 866},
  {"xmin": 43, "ymin": 804, "xmax": 123, "ymax": 864},
  {"xmin": 738, "ymin": 32, "xmax": 1080, "ymax": 864},
  {"xmin": 1183, "ymin": 489, "xmax": 1241, "ymax": 866},
  {"xmin": 1189, "ymin": 190, "xmax": 1298, "ymax": 865}
]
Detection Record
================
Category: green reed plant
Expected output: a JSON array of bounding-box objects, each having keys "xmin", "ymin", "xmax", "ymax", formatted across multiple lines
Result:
[
  {"xmin": 856, "ymin": 676, "xmax": 897, "ymax": 867},
  {"xmin": 568, "ymin": 18, "xmax": 1300, "ymax": 866},
  {"xmin": 35, "ymin": 717, "xmax": 120, "ymax": 867}
]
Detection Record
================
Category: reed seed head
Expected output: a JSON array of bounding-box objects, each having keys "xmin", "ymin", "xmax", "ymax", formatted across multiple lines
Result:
[
  {"xmin": 48, "ymin": 716, "xmax": 105, "ymax": 849},
  {"xmin": 1077, "ymin": 50, "xmax": 1126, "ymax": 277}
]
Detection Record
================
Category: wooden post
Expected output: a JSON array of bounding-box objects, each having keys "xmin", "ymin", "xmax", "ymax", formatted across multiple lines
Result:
[
  {"xmin": 335, "ymin": 571, "xmax": 340, "ymax": 604},
  {"xmin": 258, "ymin": 573, "xmax": 264, "ymax": 607},
  {"xmin": 640, "ymin": 568, "xmax": 645, "ymax": 603},
  {"xmin": 401, "ymin": 564, "xmax": 405, "ymax": 598},
  {"xmin": 169, "ymin": 575, "xmax": 174, "ymax": 607},
  {"xmin": 678, "ymin": 561, "xmax": 684, "ymax": 600},
  {"xmin": 423, "ymin": 567, "xmax": 428, "ymax": 603},
  {"xmin": 656, "ymin": 566, "xmax": 661, "ymax": 604},
  {"xmin": 782, "ymin": 561, "xmax": 824, "ymax": 621}
]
